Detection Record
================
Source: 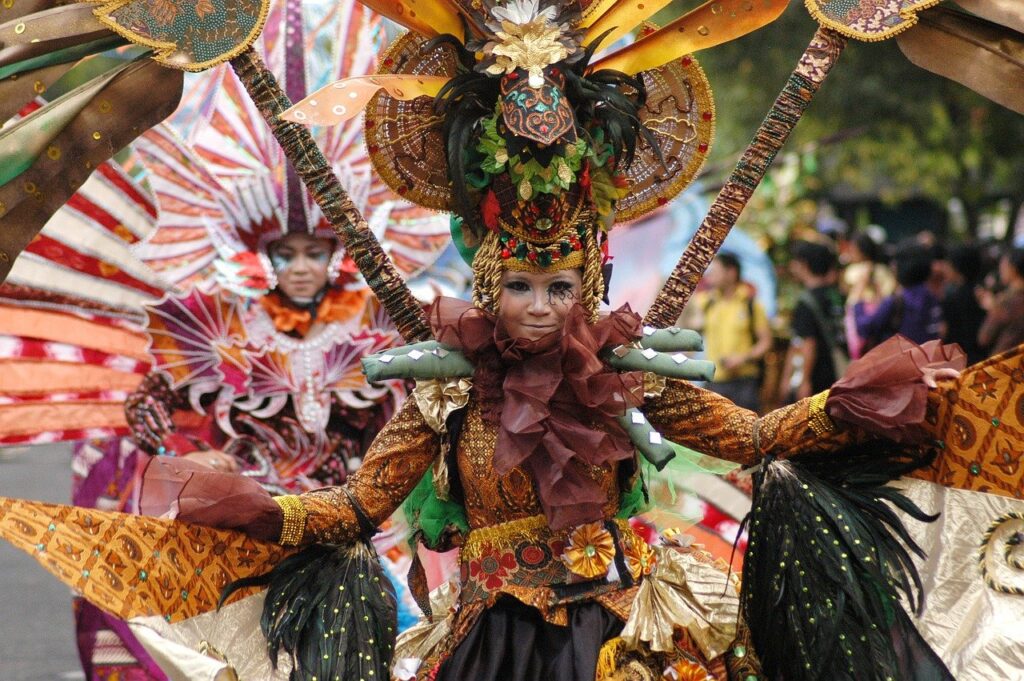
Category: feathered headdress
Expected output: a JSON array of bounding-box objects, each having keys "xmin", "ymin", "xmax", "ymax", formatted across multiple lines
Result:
[{"xmin": 284, "ymin": 0, "xmax": 788, "ymax": 312}]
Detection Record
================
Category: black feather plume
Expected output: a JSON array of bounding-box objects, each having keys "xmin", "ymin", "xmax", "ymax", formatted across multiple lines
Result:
[
  {"xmin": 739, "ymin": 442, "xmax": 953, "ymax": 681},
  {"xmin": 221, "ymin": 542, "xmax": 398, "ymax": 681}
]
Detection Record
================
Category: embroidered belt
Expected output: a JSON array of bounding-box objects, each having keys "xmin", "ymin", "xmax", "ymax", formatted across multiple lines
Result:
[{"xmin": 459, "ymin": 514, "xmax": 655, "ymax": 610}]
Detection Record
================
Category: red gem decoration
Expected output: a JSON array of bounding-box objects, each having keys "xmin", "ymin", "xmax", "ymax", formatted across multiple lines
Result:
[
  {"xmin": 527, "ymin": 251, "xmax": 538, "ymax": 262},
  {"xmin": 368, "ymin": 145, "xmax": 379, "ymax": 153},
  {"xmin": 383, "ymin": 57, "xmax": 394, "ymax": 67},
  {"xmin": 698, "ymin": 143, "xmax": 708, "ymax": 153},
  {"xmin": 657, "ymin": 197, "xmax": 667, "ymax": 206},
  {"xmin": 681, "ymin": 56, "xmax": 693, "ymax": 67},
  {"xmin": 501, "ymin": 248, "xmax": 511, "ymax": 258},
  {"xmin": 702, "ymin": 111, "xmax": 713, "ymax": 121},
  {"xmin": 397, "ymin": 185, "xmax": 408, "ymax": 195}
]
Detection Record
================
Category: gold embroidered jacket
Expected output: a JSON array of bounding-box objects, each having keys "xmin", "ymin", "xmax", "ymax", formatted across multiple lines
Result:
[{"xmin": 292, "ymin": 380, "xmax": 852, "ymax": 545}]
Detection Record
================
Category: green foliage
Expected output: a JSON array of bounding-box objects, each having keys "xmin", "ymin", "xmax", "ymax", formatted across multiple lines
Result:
[{"xmin": 658, "ymin": 2, "xmax": 1024, "ymax": 236}]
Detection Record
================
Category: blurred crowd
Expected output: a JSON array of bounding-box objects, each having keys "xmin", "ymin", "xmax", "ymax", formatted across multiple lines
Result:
[{"xmin": 687, "ymin": 230, "xmax": 1024, "ymax": 413}]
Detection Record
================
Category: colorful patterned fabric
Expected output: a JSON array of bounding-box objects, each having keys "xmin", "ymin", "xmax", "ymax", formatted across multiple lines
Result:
[
  {"xmin": 0, "ymin": 497, "xmax": 291, "ymax": 623},
  {"xmin": 918, "ymin": 344, "xmax": 1024, "ymax": 500},
  {"xmin": 806, "ymin": 0, "xmax": 942, "ymax": 42}
]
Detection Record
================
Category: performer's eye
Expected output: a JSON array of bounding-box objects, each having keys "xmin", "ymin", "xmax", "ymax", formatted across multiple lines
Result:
[
  {"xmin": 308, "ymin": 250, "xmax": 329, "ymax": 264},
  {"xmin": 504, "ymin": 280, "xmax": 530, "ymax": 293}
]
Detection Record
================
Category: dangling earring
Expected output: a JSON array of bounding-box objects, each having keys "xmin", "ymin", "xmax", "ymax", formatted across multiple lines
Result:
[{"xmin": 327, "ymin": 248, "xmax": 345, "ymax": 282}]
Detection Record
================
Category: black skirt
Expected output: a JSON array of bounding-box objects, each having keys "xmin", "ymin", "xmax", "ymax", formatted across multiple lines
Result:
[{"xmin": 436, "ymin": 597, "xmax": 624, "ymax": 681}]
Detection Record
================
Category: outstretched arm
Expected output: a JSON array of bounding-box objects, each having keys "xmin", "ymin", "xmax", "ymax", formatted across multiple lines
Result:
[
  {"xmin": 287, "ymin": 397, "xmax": 439, "ymax": 545},
  {"xmin": 644, "ymin": 337, "xmax": 966, "ymax": 467},
  {"xmin": 643, "ymin": 380, "xmax": 848, "ymax": 467}
]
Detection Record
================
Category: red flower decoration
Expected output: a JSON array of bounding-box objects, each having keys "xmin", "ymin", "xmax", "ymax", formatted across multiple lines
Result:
[
  {"xmin": 579, "ymin": 162, "xmax": 592, "ymax": 193},
  {"xmin": 468, "ymin": 551, "xmax": 517, "ymax": 590},
  {"xmin": 481, "ymin": 189, "xmax": 501, "ymax": 232}
]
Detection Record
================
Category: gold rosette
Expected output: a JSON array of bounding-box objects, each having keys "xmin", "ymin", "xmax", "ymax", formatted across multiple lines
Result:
[
  {"xmin": 620, "ymin": 546, "xmax": 739, "ymax": 658},
  {"xmin": 562, "ymin": 522, "xmax": 616, "ymax": 579},
  {"xmin": 622, "ymin": 533, "xmax": 656, "ymax": 580},
  {"xmin": 412, "ymin": 378, "xmax": 472, "ymax": 433}
]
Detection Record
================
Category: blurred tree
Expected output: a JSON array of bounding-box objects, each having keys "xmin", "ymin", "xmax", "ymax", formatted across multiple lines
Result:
[{"xmin": 665, "ymin": 1, "xmax": 1024, "ymax": 238}]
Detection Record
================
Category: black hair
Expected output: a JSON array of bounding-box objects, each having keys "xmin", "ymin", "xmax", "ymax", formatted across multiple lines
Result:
[
  {"xmin": 949, "ymin": 243, "xmax": 983, "ymax": 283},
  {"xmin": 1004, "ymin": 247, "xmax": 1024, "ymax": 279},
  {"xmin": 893, "ymin": 245, "xmax": 933, "ymax": 287},
  {"xmin": 791, "ymin": 241, "xmax": 837, "ymax": 277},
  {"xmin": 851, "ymin": 232, "xmax": 884, "ymax": 264},
  {"xmin": 716, "ymin": 251, "xmax": 742, "ymax": 278}
]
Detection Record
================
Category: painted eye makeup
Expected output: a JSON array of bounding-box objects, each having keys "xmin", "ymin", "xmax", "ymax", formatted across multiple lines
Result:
[{"xmin": 270, "ymin": 252, "xmax": 294, "ymax": 271}]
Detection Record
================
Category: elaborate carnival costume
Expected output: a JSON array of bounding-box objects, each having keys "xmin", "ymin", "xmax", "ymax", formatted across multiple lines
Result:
[{"xmin": 1, "ymin": 0, "xmax": 1023, "ymax": 680}]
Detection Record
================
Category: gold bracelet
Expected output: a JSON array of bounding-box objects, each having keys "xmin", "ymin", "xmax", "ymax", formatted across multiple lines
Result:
[
  {"xmin": 274, "ymin": 495, "xmax": 307, "ymax": 546},
  {"xmin": 808, "ymin": 389, "xmax": 836, "ymax": 436}
]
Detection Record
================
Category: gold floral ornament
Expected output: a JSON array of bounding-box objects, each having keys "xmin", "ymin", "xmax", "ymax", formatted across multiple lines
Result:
[
  {"xmin": 482, "ymin": 0, "xmax": 580, "ymax": 88},
  {"xmin": 412, "ymin": 378, "xmax": 472, "ymax": 434},
  {"xmin": 562, "ymin": 521, "xmax": 616, "ymax": 579},
  {"xmin": 622, "ymin": 532, "xmax": 656, "ymax": 580}
]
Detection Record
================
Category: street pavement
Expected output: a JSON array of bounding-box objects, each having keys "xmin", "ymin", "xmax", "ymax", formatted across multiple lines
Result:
[{"xmin": 0, "ymin": 444, "xmax": 84, "ymax": 681}]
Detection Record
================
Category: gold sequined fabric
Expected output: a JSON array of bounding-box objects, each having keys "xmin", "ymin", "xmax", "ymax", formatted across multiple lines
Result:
[{"xmin": 274, "ymin": 495, "xmax": 306, "ymax": 546}]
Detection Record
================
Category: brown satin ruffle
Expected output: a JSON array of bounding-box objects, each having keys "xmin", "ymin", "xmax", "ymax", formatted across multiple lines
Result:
[
  {"xmin": 139, "ymin": 456, "xmax": 282, "ymax": 542},
  {"xmin": 827, "ymin": 335, "xmax": 966, "ymax": 444},
  {"xmin": 428, "ymin": 298, "xmax": 644, "ymax": 529}
]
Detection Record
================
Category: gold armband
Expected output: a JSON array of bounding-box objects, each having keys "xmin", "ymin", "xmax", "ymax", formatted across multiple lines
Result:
[
  {"xmin": 274, "ymin": 495, "xmax": 307, "ymax": 546},
  {"xmin": 808, "ymin": 390, "xmax": 836, "ymax": 436}
]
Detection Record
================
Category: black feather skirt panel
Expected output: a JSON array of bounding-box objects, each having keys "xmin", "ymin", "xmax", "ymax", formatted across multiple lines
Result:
[{"xmin": 740, "ymin": 443, "xmax": 954, "ymax": 681}]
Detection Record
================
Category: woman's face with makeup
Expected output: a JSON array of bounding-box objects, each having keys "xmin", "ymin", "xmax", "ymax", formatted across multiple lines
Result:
[{"xmin": 497, "ymin": 268, "xmax": 582, "ymax": 341}]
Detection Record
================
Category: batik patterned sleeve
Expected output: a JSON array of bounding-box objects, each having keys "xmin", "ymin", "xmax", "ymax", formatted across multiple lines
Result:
[
  {"xmin": 295, "ymin": 398, "xmax": 439, "ymax": 544},
  {"xmin": 643, "ymin": 379, "xmax": 859, "ymax": 467}
]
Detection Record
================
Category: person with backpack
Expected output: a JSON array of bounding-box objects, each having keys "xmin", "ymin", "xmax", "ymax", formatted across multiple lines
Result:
[
  {"xmin": 695, "ymin": 252, "xmax": 773, "ymax": 411},
  {"xmin": 854, "ymin": 243, "xmax": 944, "ymax": 349},
  {"xmin": 780, "ymin": 241, "xmax": 849, "ymax": 401}
]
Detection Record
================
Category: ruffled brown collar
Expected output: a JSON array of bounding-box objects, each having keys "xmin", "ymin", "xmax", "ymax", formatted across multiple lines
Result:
[{"xmin": 428, "ymin": 297, "xmax": 644, "ymax": 529}]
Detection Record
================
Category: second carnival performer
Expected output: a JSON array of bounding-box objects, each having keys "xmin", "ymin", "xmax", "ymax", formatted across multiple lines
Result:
[{"xmin": 0, "ymin": 0, "xmax": 449, "ymax": 677}]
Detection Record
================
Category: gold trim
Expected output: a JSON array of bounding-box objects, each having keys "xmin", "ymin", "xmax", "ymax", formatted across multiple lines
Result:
[
  {"xmin": 501, "ymin": 250, "xmax": 585, "ymax": 272},
  {"xmin": 807, "ymin": 389, "xmax": 836, "ymax": 437},
  {"xmin": 612, "ymin": 53, "xmax": 715, "ymax": 224},
  {"xmin": 274, "ymin": 495, "xmax": 307, "ymax": 546}
]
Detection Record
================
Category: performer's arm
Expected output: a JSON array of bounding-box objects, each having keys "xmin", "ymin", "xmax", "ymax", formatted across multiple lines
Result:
[
  {"xmin": 283, "ymin": 397, "xmax": 439, "ymax": 545},
  {"xmin": 125, "ymin": 372, "xmax": 196, "ymax": 456},
  {"xmin": 644, "ymin": 380, "xmax": 847, "ymax": 466},
  {"xmin": 645, "ymin": 336, "xmax": 965, "ymax": 467}
]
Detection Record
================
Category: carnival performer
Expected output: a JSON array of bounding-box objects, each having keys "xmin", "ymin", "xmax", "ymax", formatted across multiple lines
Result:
[{"xmin": 129, "ymin": 2, "xmax": 965, "ymax": 679}]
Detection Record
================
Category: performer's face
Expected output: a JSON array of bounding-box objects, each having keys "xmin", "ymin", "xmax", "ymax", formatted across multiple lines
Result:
[
  {"xmin": 498, "ymin": 269, "xmax": 582, "ymax": 341},
  {"xmin": 269, "ymin": 234, "xmax": 334, "ymax": 300}
]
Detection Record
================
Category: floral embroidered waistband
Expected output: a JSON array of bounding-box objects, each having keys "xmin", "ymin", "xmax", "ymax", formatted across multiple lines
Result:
[{"xmin": 459, "ymin": 514, "xmax": 655, "ymax": 611}]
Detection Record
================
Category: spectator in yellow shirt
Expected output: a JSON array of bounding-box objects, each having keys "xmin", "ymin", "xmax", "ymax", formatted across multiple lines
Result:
[{"xmin": 695, "ymin": 252, "xmax": 773, "ymax": 412}]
